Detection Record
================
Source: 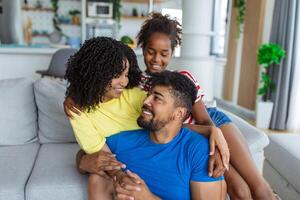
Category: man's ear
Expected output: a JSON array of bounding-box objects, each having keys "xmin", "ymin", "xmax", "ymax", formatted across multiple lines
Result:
[{"xmin": 173, "ymin": 107, "xmax": 188, "ymax": 121}]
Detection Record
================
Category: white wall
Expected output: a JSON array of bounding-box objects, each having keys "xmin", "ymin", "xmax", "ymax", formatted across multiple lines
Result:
[
  {"xmin": 118, "ymin": 0, "xmax": 183, "ymax": 40},
  {"xmin": 0, "ymin": 48, "xmax": 54, "ymax": 80},
  {"xmin": 0, "ymin": 50, "xmax": 224, "ymax": 103},
  {"xmin": 213, "ymin": 57, "xmax": 226, "ymax": 99},
  {"xmin": 137, "ymin": 55, "xmax": 220, "ymax": 101}
]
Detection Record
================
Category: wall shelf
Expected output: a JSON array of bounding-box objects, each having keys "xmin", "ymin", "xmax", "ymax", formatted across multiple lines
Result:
[
  {"xmin": 122, "ymin": 16, "xmax": 147, "ymax": 20},
  {"xmin": 32, "ymin": 34, "xmax": 49, "ymax": 37},
  {"xmin": 122, "ymin": 0, "xmax": 161, "ymax": 3},
  {"xmin": 22, "ymin": 6, "xmax": 53, "ymax": 12},
  {"xmin": 59, "ymin": 23, "xmax": 81, "ymax": 26}
]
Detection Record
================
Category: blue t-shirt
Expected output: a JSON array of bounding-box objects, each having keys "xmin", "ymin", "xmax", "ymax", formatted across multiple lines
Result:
[{"xmin": 106, "ymin": 128, "xmax": 224, "ymax": 200}]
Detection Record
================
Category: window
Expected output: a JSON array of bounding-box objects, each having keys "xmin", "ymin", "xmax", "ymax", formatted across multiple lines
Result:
[{"xmin": 211, "ymin": 0, "xmax": 229, "ymax": 56}]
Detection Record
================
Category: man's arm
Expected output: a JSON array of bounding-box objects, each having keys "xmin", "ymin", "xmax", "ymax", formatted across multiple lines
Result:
[
  {"xmin": 185, "ymin": 123, "xmax": 230, "ymax": 171},
  {"xmin": 190, "ymin": 180, "xmax": 227, "ymax": 200}
]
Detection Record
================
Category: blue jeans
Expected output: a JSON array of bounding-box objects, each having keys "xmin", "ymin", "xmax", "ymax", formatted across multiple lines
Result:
[{"xmin": 207, "ymin": 107, "xmax": 232, "ymax": 127}]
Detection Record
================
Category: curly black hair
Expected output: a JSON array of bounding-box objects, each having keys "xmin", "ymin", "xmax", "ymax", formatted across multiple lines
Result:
[
  {"xmin": 65, "ymin": 37, "xmax": 141, "ymax": 111},
  {"xmin": 150, "ymin": 71, "xmax": 197, "ymax": 119},
  {"xmin": 137, "ymin": 12, "xmax": 182, "ymax": 52}
]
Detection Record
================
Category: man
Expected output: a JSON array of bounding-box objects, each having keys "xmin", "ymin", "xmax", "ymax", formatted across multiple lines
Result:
[{"xmin": 105, "ymin": 71, "xmax": 226, "ymax": 199}]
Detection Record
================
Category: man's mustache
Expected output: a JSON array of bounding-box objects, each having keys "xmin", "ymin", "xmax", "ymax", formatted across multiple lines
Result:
[{"xmin": 142, "ymin": 105, "xmax": 154, "ymax": 115}]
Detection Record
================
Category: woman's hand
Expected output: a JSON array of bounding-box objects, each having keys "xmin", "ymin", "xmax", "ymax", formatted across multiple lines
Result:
[
  {"xmin": 209, "ymin": 127, "xmax": 230, "ymax": 171},
  {"xmin": 79, "ymin": 150, "xmax": 126, "ymax": 179},
  {"xmin": 63, "ymin": 96, "xmax": 82, "ymax": 118}
]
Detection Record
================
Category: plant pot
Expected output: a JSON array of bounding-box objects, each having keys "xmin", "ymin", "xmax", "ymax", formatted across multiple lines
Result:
[
  {"xmin": 48, "ymin": 30, "xmax": 62, "ymax": 44},
  {"xmin": 71, "ymin": 16, "xmax": 80, "ymax": 25},
  {"xmin": 256, "ymin": 101, "xmax": 274, "ymax": 129}
]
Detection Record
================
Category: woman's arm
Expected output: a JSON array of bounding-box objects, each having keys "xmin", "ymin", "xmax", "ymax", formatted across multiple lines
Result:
[
  {"xmin": 70, "ymin": 110, "xmax": 125, "ymax": 177},
  {"xmin": 76, "ymin": 144, "xmax": 125, "ymax": 178},
  {"xmin": 63, "ymin": 96, "xmax": 82, "ymax": 118}
]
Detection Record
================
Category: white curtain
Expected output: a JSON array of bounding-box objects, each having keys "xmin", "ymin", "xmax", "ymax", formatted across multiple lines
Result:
[
  {"xmin": 287, "ymin": 60, "xmax": 300, "ymax": 132},
  {"xmin": 287, "ymin": 5, "xmax": 300, "ymax": 133}
]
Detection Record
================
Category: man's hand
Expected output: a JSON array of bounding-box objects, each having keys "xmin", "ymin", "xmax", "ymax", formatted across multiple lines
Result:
[
  {"xmin": 208, "ymin": 149, "xmax": 227, "ymax": 178},
  {"xmin": 114, "ymin": 170, "xmax": 160, "ymax": 200},
  {"xmin": 63, "ymin": 96, "xmax": 82, "ymax": 118},
  {"xmin": 79, "ymin": 150, "xmax": 125, "ymax": 178},
  {"xmin": 209, "ymin": 127, "xmax": 230, "ymax": 171}
]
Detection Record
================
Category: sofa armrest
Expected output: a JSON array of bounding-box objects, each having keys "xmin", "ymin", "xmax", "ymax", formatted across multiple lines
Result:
[{"xmin": 220, "ymin": 109, "xmax": 269, "ymax": 154}]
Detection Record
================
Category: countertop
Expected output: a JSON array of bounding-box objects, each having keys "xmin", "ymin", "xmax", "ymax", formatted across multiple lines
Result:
[
  {"xmin": 0, "ymin": 44, "xmax": 68, "ymax": 55},
  {"xmin": 0, "ymin": 44, "xmax": 144, "ymax": 55}
]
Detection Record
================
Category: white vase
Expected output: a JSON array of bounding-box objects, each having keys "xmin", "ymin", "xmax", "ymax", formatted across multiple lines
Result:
[
  {"xmin": 256, "ymin": 101, "xmax": 274, "ymax": 129},
  {"xmin": 49, "ymin": 30, "xmax": 62, "ymax": 44}
]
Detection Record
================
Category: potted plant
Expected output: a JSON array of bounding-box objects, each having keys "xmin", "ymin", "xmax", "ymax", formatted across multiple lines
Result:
[
  {"xmin": 69, "ymin": 10, "xmax": 81, "ymax": 25},
  {"xmin": 234, "ymin": 0, "xmax": 246, "ymax": 37},
  {"xmin": 256, "ymin": 43, "xmax": 285, "ymax": 129},
  {"xmin": 49, "ymin": 0, "xmax": 65, "ymax": 43},
  {"xmin": 110, "ymin": 0, "xmax": 121, "ymax": 23}
]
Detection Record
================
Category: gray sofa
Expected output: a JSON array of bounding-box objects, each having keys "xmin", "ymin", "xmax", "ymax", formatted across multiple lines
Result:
[
  {"xmin": 263, "ymin": 134, "xmax": 300, "ymax": 200},
  {"xmin": 0, "ymin": 77, "xmax": 270, "ymax": 200}
]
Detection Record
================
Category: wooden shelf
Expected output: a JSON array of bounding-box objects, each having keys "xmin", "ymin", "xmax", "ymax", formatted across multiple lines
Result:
[
  {"xmin": 122, "ymin": 16, "xmax": 147, "ymax": 20},
  {"xmin": 122, "ymin": 0, "xmax": 162, "ymax": 3},
  {"xmin": 59, "ymin": 23, "xmax": 81, "ymax": 26},
  {"xmin": 32, "ymin": 34, "xmax": 49, "ymax": 37},
  {"xmin": 22, "ymin": 6, "xmax": 53, "ymax": 12}
]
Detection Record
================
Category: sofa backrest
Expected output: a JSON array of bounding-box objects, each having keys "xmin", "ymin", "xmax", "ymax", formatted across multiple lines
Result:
[
  {"xmin": 0, "ymin": 78, "xmax": 38, "ymax": 145},
  {"xmin": 34, "ymin": 78, "xmax": 76, "ymax": 143}
]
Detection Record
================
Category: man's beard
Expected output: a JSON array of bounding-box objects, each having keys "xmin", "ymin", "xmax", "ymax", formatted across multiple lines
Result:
[
  {"xmin": 138, "ymin": 104, "xmax": 172, "ymax": 131},
  {"xmin": 137, "ymin": 115, "xmax": 168, "ymax": 132}
]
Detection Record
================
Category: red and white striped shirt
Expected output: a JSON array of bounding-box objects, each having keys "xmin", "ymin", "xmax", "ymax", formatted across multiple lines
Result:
[{"xmin": 138, "ymin": 70, "xmax": 205, "ymax": 124}]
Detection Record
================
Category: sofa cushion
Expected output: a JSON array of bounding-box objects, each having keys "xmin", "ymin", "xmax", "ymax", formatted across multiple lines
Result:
[
  {"xmin": 26, "ymin": 143, "xmax": 88, "ymax": 200},
  {"xmin": 0, "ymin": 78, "xmax": 38, "ymax": 145},
  {"xmin": 221, "ymin": 109, "xmax": 269, "ymax": 153},
  {"xmin": 0, "ymin": 143, "xmax": 40, "ymax": 200},
  {"xmin": 33, "ymin": 78, "xmax": 76, "ymax": 143},
  {"xmin": 265, "ymin": 134, "xmax": 300, "ymax": 193}
]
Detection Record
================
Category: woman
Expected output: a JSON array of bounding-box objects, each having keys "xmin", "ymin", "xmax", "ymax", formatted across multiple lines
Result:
[{"xmin": 65, "ymin": 37, "xmax": 146, "ymax": 199}]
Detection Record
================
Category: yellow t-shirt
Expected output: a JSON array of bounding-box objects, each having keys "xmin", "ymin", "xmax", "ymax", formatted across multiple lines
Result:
[{"xmin": 70, "ymin": 87, "xmax": 147, "ymax": 154}]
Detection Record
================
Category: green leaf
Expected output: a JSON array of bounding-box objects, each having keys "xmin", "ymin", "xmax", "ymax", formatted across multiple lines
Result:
[
  {"xmin": 258, "ymin": 85, "xmax": 268, "ymax": 96},
  {"xmin": 257, "ymin": 43, "xmax": 286, "ymax": 66}
]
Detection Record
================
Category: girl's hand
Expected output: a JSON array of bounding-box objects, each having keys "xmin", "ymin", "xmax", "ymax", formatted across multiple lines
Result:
[
  {"xmin": 209, "ymin": 127, "xmax": 230, "ymax": 171},
  {"xmin": 208, "ymin": 149, "xmax": 226, "ymax": 177}
]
